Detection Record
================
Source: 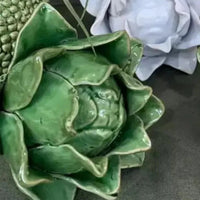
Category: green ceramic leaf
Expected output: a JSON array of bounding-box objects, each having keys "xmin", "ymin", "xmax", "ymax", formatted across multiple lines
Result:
[
  {"xmin": 197, "ymin": 47, "xmax": 200, "ymax": 63},
  {"xmin": 96, "ymin": 32, "xmax": 130, "ymax": 68},
  {"xmin": 11, "ymin": 3, "xmax": 77, "ymax": 67},
  {"xmin": 137, "ymin": 95, "xmax": 165, "ymax": 129},
  {"xmin": 120, "ymin": 152, "xmax": 145, "ymax": 169},
  {"xmin": 54, "ymin": 156, "xmax": 120, "ymax": 200},
  {"xmin": 60, "ymin": 31, "xmax": 131, "ymax": 68},
  {"xmin": 31, "ymin": 179, "xmax": 76, "ymax": 200},
  {"xmin": 118, "ymin": 72, "xmax": 152, "ymax": 115},
  {"xmin": 67, "ymin": 129, "xmax": 113, "ymax": 156},
  {"xmin": 124, "ymin": 39, "xmax": 143, "ymax": 75},
  {"xmin": 3, "ymin": 47, "xmax": 64, "ymax": 112},
  {"xmin": 108, "ymin": 115, "xmax": 151, "ymax": 156},
  {"xmin": 29, "ymin": 144, "xmax": 108, "ymax": 177},
  {"xmin": 16, "ymin": 71, "xmax": 79, "ymax": 147},
  {"xmin": 73, "ymin": 87, "xmax": 98, "ymax": 130},
  {"xmin": 46, "ymin": 51, "xmax": 116, "ymax": 86},
  {"xmin": 0, "ymin": 112, "xmax": 50, "ymax": 191}
]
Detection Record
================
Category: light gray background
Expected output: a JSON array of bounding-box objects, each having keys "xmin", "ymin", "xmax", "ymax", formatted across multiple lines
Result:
[{"xmin": 0, "ymin": 1, "xmax": 200, "ymax": 200}]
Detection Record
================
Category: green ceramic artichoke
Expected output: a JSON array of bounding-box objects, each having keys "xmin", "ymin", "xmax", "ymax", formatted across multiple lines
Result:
[{"xmin": 0, "ymin": 3, "xmax": 164, "ymax": 200}]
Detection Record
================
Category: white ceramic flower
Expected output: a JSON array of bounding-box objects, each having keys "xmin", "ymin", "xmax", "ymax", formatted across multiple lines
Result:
[{"xmin": 80, "ymin": 0, "xmax": 200, "ymax": 80}]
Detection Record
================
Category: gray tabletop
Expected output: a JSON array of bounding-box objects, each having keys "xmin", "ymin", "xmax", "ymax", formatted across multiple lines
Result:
[{"xmin": 0, "ymin": 2, "xmax": 200, "ymax": 200}]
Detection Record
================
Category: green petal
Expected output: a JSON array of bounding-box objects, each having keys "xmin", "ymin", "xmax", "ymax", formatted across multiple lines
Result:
[
  {"xmin": 73, "ymin": 88, "xmax": 97, "ymax": 130},
  {"xmin": 197, "ymin": 47, "xmax": 200, "ymax": 63},
  {"xmin": 11, "ymin": 3, "xmax": 76, "ymax": 67},
  {"xmin": 54, "ymin": 156, "xmax": 120, "ymax": 200},
  {"xmin": 67, "ymin": 129, "xmax": 114, "ymax": 156},
  {"xmin": 0, "ymin": 112, "xmax": 50, "ymax": 197},
  {"xmin": 17, "ymin": 71, "xmax": 79, "ymax": 147},
  {"xmin": 60, "ymin": 31, "xmax": 130, "ymax": 68},
  {"xmin": 120, "ymin": 152, "xmax": 145, "ymax": 169},
  {"xmin": 124, "ymin": 39, "xmax": 143, "ymax": 75},
  {"xmin": 137, "ymin": 95, "xmax": 165, "ymax": 129},
  {"xmin": 3, "ymin": 48, "xmax": 64, "ymax": 112},
  {"xmin": 96, "ymin": 32, "xmax": 130, "ymax": 68},
  {"xmin": 31, "ymin": 179, "xmax": 76, "ymax": 200},
  {"xmin": 108, "ymin": 115, "xmax": 151, "ymax": 156},
  {"xmin": 46, "ymin": 51, "xmax": 116, "ymax": 86},
  {"xmin": 118, "ymin": 72, "xmax": 152, "ymax": 115},
  {"xmin": 29, "ymin": 144, "xmax": 108, "ymax": 178}
]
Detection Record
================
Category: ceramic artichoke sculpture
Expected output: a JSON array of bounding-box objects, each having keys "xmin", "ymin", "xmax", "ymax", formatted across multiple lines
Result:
[{"xmin": 0, "ymin": 2, "xmax": 164, "ymax": 200}]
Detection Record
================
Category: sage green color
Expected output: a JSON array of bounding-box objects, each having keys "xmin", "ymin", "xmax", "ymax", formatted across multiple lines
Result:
[{"xmin": 0, "ymin": 3, "xmax": 165, "ymax": 200}]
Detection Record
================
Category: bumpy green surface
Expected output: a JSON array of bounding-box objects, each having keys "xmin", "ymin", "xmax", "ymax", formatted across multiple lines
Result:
[
  {"xmin": 0, "ymin": 3, "xmax": 165, "ymax": 200},
  {"xmin": 0, "ymin": 0, "xmax": 45, "ymax": 90}
]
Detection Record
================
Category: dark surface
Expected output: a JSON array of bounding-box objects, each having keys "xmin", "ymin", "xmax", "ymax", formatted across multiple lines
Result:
[{"xmin": 0, "ymin": 2, "xmax": 200, "ymax": 200}]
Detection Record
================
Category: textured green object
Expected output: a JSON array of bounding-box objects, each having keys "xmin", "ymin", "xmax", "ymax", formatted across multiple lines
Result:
[{"xmin": 0, "ymin": 3, "xmax": 165, "ymax": 200}]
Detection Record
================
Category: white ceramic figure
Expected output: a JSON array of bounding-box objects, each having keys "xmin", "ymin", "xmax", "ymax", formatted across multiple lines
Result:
[{"xmin": 80, "ymin": 0, "xmax": 200, "ymax": 80}]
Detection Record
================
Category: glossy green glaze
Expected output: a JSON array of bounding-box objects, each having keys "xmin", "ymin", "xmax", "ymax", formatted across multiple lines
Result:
[{"xmin": 0, "ymin": 3, "xmax": 165, "ymax": 200}]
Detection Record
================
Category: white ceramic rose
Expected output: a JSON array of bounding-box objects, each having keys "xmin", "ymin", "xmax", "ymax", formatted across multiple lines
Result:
[{"xmin": 80, "ymin": 0, "xmax": 200, "ymax": 80}]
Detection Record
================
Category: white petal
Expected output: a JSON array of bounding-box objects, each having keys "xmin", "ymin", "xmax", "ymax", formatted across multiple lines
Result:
[
  {"xmin": 79, "ymin": 0, "xmax": 109, "ymax": 16},
  {"xmin": 187, "ymin": 0, "xmax": 200, "ymax": 16},
  {"xmin": 136, "ymin": 56, "xmax": 166, "ymax": 81},
  {"xmin": 109, "ymin": 0, "xmax": 128, "ymax": 16},
  {"xmin": 164, "ymin": 47, "xmax": 197, "ymax": 74},
  {"xmin": 91, "ymin": 0, "xmax": 111, "ymax": 35},
  {"xmin": 175, "ymin": 7, "xmax": 200, "ymax": 49},
  {"xmin": 174, "ymin": 0, "xmax": 190, "ymax": 36},
  {"xmin": 147, "ymin": 34, "xmax": 179, "ymax": 53}
]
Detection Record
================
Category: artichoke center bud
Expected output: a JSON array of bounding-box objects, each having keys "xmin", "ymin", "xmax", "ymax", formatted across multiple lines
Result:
[
  {"xmin": 74, "ymin": 77, "xmax": 126, "ymax": 135},
  {"xmin": 0, "ymin": 0, "xmax": 45, "ymax": 84}
]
